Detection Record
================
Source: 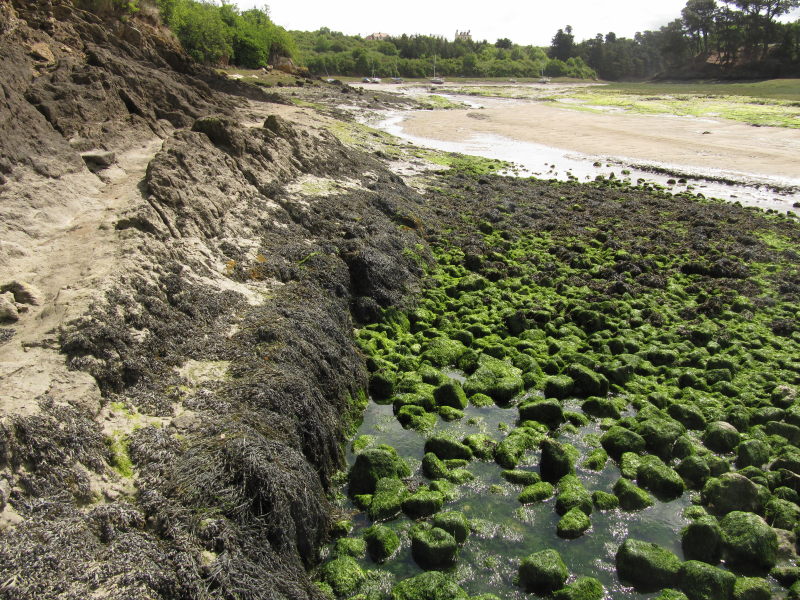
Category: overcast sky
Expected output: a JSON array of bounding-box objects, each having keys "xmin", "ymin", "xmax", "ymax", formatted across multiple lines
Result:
[{"xmin": 236, "ymin": 0, "xmax": 799, "ymax": 46}]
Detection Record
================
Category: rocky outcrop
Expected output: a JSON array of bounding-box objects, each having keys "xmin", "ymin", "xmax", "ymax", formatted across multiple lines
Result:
[{"xmin": 0, "ymin": 2, "xmax": 429, "ymax": 599}]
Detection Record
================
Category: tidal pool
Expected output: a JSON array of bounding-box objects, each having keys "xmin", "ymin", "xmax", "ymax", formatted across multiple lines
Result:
[{"xmin": 331, "ymin": 393, "xmax": 692, "ymax": 599}]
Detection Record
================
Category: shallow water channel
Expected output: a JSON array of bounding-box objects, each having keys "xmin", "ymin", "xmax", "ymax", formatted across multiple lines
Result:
[{"xmin": 332, "ymin": 382, "xmax": 692, "ymax": 599}]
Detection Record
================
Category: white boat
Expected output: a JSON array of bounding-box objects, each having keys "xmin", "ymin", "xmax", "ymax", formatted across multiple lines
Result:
[{"xmin": 430, "ymin": 55, "xmax": 444, "ymax": 84}]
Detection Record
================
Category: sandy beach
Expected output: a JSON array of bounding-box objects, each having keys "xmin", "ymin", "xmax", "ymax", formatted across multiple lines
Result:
[{"xmin": 400, "ymin": 100, "xmax": 800, "ymax": 180}]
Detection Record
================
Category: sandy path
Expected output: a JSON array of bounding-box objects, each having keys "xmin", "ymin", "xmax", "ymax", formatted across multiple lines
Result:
[
  {"xmin": 0, "ymin": 139, "xmax": 163, "ymax": 420},
  {"xmin": 401, "ymin": 101, "xmax": 800, "ymax": 180}
]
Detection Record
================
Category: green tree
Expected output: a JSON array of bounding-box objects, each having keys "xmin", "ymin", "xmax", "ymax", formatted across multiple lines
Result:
[
  {"xmin": 550, "ymin": 25, "xmax": 576, "ymax": 60},
  {"xmin": 682, "ymin": 0, "xmax": 718, "ymax": 52}
]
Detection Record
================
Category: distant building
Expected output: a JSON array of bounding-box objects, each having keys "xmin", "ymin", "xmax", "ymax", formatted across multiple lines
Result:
[
  {"xmin": 455, "ymin": 30, "xmax": 472, "ymax": 41},
  {"xmin": 366, "ymin": 32, "xmax": 391, "ymax": 41}
]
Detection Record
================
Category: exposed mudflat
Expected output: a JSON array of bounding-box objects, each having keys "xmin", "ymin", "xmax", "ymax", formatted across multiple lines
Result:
[{"xmin": 399, "ymin": 100, "xmax": 800, "ymax": 180}]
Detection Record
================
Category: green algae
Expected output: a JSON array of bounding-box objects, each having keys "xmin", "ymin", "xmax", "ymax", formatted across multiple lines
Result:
[{"xmin": 324, "ymin": 172, "xmax": 799, "ymax": 599}]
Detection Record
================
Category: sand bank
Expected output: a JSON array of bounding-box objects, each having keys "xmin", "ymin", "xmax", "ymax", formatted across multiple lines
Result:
[{"xmin": 400, "ymin": 101, "xmax": 800, "ymax": 180}]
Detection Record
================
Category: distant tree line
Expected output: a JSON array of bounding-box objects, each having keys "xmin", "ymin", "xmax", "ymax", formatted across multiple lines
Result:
[
  {"xmin": 556, "ymin": 0, "xmax": 800, "ymax": 79},
  {"xmin": 99, "ymin": 0, "xmax": 797, "ymax": 79},
  {"xmin": 292, "ymin": 29, "xmax": 597, "ymax": 79},
  {"xmin": 154, "ymin": 0, "xmax": 295, "ymax": 66}
]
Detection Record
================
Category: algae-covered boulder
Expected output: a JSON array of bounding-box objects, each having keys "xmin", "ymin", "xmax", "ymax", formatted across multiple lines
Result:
[
  {"xmin": 410, "ymin": 526, "xmax": 458, "ymax": 568},
  {"xmin": 463, "ymin": 434, "xmax": 496, "ymax": 461},
  {"xmin": 637, "ymin": 417, "xmax": 686, "ymax": 460},
  {"xmin": 364, "ymin": 524, "xmax": 400, "ymax": 563},
  {"xmin": 615, "ymin": 538, "xmax": 682, "ymax": 592},
  {"xmin": 424, "ymin": 435, "xmax": 473, "ymax": 461},
  {"xmin": 720, "ymin": 511, "xmax": 778, "ymax": 571},
  {"xmin": 422, "ymin": 337, "xmax": 467, "ymax": 368},
  {"xmin": 433, "ymin": 511, "xmax": 470, "ymax": 544},
  {"xmin": 655, "ymin": 591, "xmax": 690, "ymax": 600},
  {"xmin": 369, "ymin": 370, "xmax": 396, "ymax": 400},
  {"xmin": 397, "ymin": 405, "xmax": 437, "ymax": 431},
  {"xmin": 540, "ymin": 438, "xmax": 577, "ymax": 483},
  {"xmin": 438, "ymin": 406, "xmax": 464, "ymax": 421},
  {"xmin": 614, "ymin": 477, "xmax": 654, "ymax": 510},
  {"xmin": 555, "ymin": 475, "xmax": 593, "ymax": 516},
  {"xmin": 494, "ymin": 429, "xmax": 537, "ymax": 468},
  {"xmin": 502, "ymin": 469, "xmax": 541, "ymax": 485},
  {"xmin": 582, "ymin": 447, "xmax": 608, "ymax": 471},
  {"xmin": 601, "ymin": 426, "xmax": 646, "ymax": 460},
  {"xmin": 736, "ymin": 440, "xmax": 770, "ymax": 469},
  {"xmin": 592, "ymin": 490, "xmax": 619, "ymax": 510},
  {"xmin": 519, "ymin": 481, "xmax": 555, "ymax": 504},
  {"xmin": 434, "ymin": 381, "xmax": 468, "ymax": 410},
  {"xmin": 582, "ymin": 395, "xmax": 621, "ymax": 419},
  {"xmin": 349, "ymin": 448, "xmax": 411, "ymax": 495},
  {"xmin": 733, "ymin": 577, "xmax": 771, "ymax": 600},
  {"xmin": 678, "ymin": 560, "xmax": 736, "ymax": 600},
  {"xmin": 422, "ymin": 452, "xmax": 450, "ymax": 480},
  {"xmin": 332, "ymin": 537, "xmax": 366, "ymax": 558},
  {"xmin": 551, "ymin": 576, "xmax": 604, "ymax": 600},
  {"xmin": 702, "ymin": 473, "xmax": 764, "ymax": 515},
  {"xmin": 391, "ymin": 571, "xmax": 468, "ymax": 600},
  {"xmin": 668, "ymin": 403, "xmax": 708, "ymax": 430},
  {"xmin": 463, "ymin": 355, "xmax": 524, "ymax": 404},
  {"xmin": 557, "ymin": 506, "xmax": 591, "ymax": 539},
  {"xmin": 369, "ymin": 477, "xmax": 408, "ymax": 521},
  {"xmin": 703, "ymin": 421, "xmax": 740, "ymax": 454},
  {"xmin": 765, "ymin": 498, "xmax": 800, "ymax": 530},
  {"xmin": 519, "ymin": 399, "xmax": 565, "ymax": 429},
  {"xmin": 469, "ymin": 392, "xmax": 494, "ymax": 407},
  {"xmin": 620, "ymin": 452, "xmax": 643, "ymax": 479},
  {"xmin": 402, "ymin": 490, "xmax": 445, "ymax": 519},
  {"xmin": 637, "ymin": 456, "xmax": 685, "ymax": 500},
  {"xmin": 319, "ymin": 556, "xmax": 365, "ymax": 597},
  {"xmin": 677, "ymin": 455, "xmax": 712, "ymax": 489},
  {"xmin": 681, "ymin": 515, "xmax": 722, "ymax": 564},
  {"xmin": 564, "ymin": 363, "xmax": 609, "ymax": 398},
  {"xmin": 544, "ymin": 374, "xmax": 575, "ymax": 399},
  {"xmin": 518, "ymin": 549, "xmax": 569, "ymax": 594}
]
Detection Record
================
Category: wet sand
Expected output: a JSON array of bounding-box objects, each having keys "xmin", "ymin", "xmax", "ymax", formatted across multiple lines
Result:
[{"xmin": 400, "ymin": 101, "xmax": 800, "ymax": 181}]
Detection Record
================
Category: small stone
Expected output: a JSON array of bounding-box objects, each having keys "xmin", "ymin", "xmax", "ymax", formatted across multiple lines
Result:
[
  {"xmin": 29, "ymin": 41, "xmax": 55, "ymax": 63},
  {"xmin": 0, "ymin": 292, "xmax": 19, "ymax": 323},
  {"xmin": 80, "ymin": 150, "xmax": 116, "ymax": 169}
]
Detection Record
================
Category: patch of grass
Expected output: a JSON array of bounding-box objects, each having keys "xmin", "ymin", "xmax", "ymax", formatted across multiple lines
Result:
[
  {"xmin": 106, "ymin": 433, "xmax": 134, "ymax": 478},
  {"xmin": 416, "ymin": 95, "xmax": 467, "ymax": 110},
  {"xmin": 414, "ymin": 149, "xmax": 512, "ymax": 176}
]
